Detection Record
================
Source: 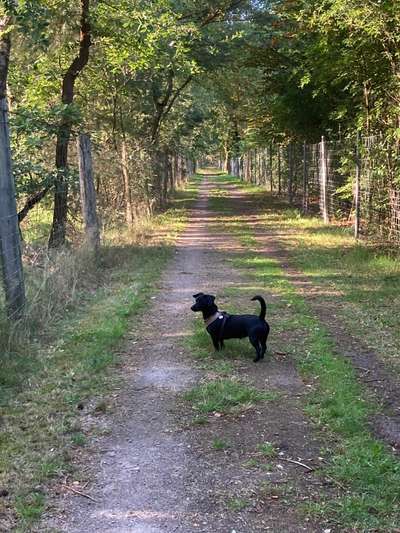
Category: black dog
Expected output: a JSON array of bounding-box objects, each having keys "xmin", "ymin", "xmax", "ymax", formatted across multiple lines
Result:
[{"xmin": 191, "ymin": 293, "xmax": 269, "ymax": 362}]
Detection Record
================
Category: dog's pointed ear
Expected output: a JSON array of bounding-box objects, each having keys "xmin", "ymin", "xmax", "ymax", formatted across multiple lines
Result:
[
  {"xmin": 193, "ymin": 292, "xmax": 203, "ymax": 299},
  {"xmin": 210, "ymin": 295, "xmax": 216, "ymax": 302}
]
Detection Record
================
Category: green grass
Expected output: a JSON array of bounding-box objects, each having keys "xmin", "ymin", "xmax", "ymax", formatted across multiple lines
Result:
[
  {"xmin": 19, "ymin": 203, "xmax": 53, "ymax": 244},
  {"xmin": 212, "ymin": 438, "xmax": 230, "ymax": 450},
  {"xmin": 15, "ymin": 492, "xmax": 45, "ymax": 525},
  {"xmin": 212, "ymin": 175, "xmax": 400, "ymax": 529},
  {"xmin": 0, "ymin": 177, "xmax": 200, "ymax": 531},
  {"xmin": 258, "ymin": 442, "xmax": 277, "ymax": 458},
  {"xmin": 259, "ymin": 203, "xmax": 400, "ymax": 369},
  {"xmin": 226, "ymin": 497, "xmax": 249, "ymax": 511},
  {"xmin": 185, "ymin": 378, "xmax": 275, "ymax": 414}
]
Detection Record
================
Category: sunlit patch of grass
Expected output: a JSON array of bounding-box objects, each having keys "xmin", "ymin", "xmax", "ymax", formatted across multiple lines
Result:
[
  {"xmin": 19, "ymin": 203, "xmax": 53, "ymax": 245},
  {"xmin": 185, "ymin": 378, "xmax": 276, "ymax": 414},
  {"xmin": 196, "ymin": 167, "xmax": 226, "ymax": 175}
]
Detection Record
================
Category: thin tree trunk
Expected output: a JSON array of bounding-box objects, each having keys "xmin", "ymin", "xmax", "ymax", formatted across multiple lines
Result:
[
  {"xmin": 163, "ymin": 152, "xmax": 169, "ymax": 203},
  {"xmin": 48, "ymin": 0, "xmax": 91, "ymax": 248},
  {"xmin": 169, "ymin": 154, "xmax": 174, "ymax": 191},
  {"xmin": 224, "ymin": 150, "xmax": 229, "ymax": 172},
  {"xmin": 121, "ymin": 138, "xmax": 134, "ymax": 226},
  {"xmin": 77, "ymin": 134, "xmax": 100, "ymax": 250}
]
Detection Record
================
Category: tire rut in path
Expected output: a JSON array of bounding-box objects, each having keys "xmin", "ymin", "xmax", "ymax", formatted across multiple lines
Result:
[{"xmin": 43, "ymin": 177, "xmax": 334, "ymax": 533}]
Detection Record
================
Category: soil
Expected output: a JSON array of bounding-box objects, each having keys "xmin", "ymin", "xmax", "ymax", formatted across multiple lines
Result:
[{"xmin": 41, "ymin": 177, "xmax": 341, "ymax": 533}]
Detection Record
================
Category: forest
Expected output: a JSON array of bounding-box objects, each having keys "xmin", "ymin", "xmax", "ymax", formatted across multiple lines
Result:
[{"xmin": 1, "ymin": 1, "xmax": 400, "ymax": 531}]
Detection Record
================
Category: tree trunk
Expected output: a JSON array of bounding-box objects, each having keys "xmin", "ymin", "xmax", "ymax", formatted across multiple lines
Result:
[
  {"xmin": 48, "ymin": 0, "xmax": 91, "ymax": 248},
  {"xmin": 121, "ymin": 138, "xmax": 134, "ymax": 226},
  {"xmin": 320, "ymin": 136, "xmax": 329, "ymax": 223},
  {"xmin": 149, "ymin": 147, "xmax": 163, "ymax": 209},
  {"xmin": 168, "ymin": 153, "xmax": 174, "ymax": 192},
  {"xmin": 0, "ymin": 13, "xmax": 25, "ymax": 318},
  {"xmin": 77, "ymin": 134, "xmax": 100, "ymax": 250},
  {"xmin": 224, "ymin": 145, "xmax": 230, "ymax": 173},
  {"xmin": 163, "ymin": 154, "xmax": 169, "ymax": 203}
]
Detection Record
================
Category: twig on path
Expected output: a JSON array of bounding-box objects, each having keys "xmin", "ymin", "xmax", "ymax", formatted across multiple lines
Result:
[
  {"xmin": 324, "ymin": 474, "xmax": 346, "ymax": 491},
  {"xmin": 64, "ymin": 485, "xmax": 99, "ymax": 503},
  {"xmin": 355, "ymin": 366, "xmax": 370, "ymax": 373},
  {"xmin": 282, "ymin": 458, "xmax": 314, "ymax": 472}
]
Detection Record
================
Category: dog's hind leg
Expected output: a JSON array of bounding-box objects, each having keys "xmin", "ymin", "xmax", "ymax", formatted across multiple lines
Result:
[
  {"xmin": 260, "ymin": 339, "xmax": 267, "ymax": 359},
  {"xmin": 249, "ymin": 334, "xmax": 263, "ymax": 362}
]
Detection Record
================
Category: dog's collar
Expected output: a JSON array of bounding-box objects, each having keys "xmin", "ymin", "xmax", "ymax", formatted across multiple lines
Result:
[{"xmin": 204, "ymin": 312, "xmax": 223, "ymax": 328}]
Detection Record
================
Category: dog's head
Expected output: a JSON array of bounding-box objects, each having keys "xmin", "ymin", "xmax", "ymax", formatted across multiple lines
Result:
[{"xmin": 191, "ymin": 292, "xmax": 217, "ymax": 313}]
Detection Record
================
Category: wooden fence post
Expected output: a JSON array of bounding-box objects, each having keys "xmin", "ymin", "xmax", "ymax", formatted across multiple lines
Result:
[
  {"xmin": 354, "ymin": 133, "xmax": 361, "ymax": 239},
  {"xmin": 278, "ymin": 146, "xmax": 281, "ymax": 195},
  {"xmin": 78, "ymin": 134, "xmax": 100, "ymax": 251},
  {"xmin": 288, "ymin": 144, "xmax": 293, "ymax": 204},
  {"xmin": 320, "ymin": 136, "xmax": 329, "ymax": 223},
  {"xmin": 269, "ymin": 143, "xmax": 273, "ymax": 192},
  {"xmin": 0, "ymin": 97, "xmax": 25, "ymax": 319},
  {"xmin": 302, "ymin": 141, "xmax": 308, "ymax": 213},
  {"xmin": 260, "ymin": 150, "xmax": 265, "ymax": 184}
]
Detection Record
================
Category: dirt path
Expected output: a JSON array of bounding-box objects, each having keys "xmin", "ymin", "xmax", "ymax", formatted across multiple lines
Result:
[{"xmin": 43, "ymin": 177, "xmax": 334, "ymax": 533}]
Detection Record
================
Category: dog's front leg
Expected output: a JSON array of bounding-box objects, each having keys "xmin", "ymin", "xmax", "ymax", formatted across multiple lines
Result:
[{"xmin": 212, "ymin": 336, "xmax": 220, "ymax": 351}]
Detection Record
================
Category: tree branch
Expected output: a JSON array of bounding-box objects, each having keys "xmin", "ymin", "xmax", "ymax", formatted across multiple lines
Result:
[
  {"xmin": 18, "ymin": 186, "xmax": 51, "ymax": 223},
  {"xmin": 61, "ymin": 0, "xmax": 91, "ymax": 105},
  {"xmin": 178, "ymin": 0, "xmax": 245, "ymax": 27},
  {"xmin": 164, "ymin": 75, "xmax": 193, "ymax": 118},
  {"xmin": 151, "ymin": 70, "xmax": 174, "ymax": 142}
]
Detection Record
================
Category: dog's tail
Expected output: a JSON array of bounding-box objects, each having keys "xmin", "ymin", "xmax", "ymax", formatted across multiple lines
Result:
[{"xmin": 251, "ymin": 295, "xmax": 266, "ymax": 321}]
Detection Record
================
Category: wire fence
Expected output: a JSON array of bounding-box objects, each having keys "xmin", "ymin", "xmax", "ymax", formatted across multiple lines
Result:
[
  {"xmin": 2, "ymin": 131, "xmax": 399, "ymax": 322},
  {"xmin": 236, "ymin": 135, "xmax": 400, "ymax": 244},
  {"xmin": 0, "ymin": 139, "xmax": 194, "ymax": 322}
]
